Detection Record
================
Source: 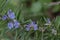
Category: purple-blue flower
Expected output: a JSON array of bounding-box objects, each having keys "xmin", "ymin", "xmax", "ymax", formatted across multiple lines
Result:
[
  {"xmin": 47, "ymin": 18, "xmax": 51, "ymax": 23},
  {"xmin": 30, "ymin": 22, "xmax": 38, "ymax": 30},
  {"xmin": 2, "ymin": 15, "xmax": 7, "ymax": 20},
  {"xmin": 26, "ymin": 24, "xmax": 30, "ymax": 31},
  {"xmin": 7, "ymin": 9, "xmax": 15, "ymax": 19},
  {"xmin": 13, "ymin": 20, "xmax": 20, "ymax": 28},
  {"xmin": 8, "ymin": 22, "xmax": 14, "ymax": 29},
  {"xmin": 26, "ymin": 21, "xmax": 38, "ymax": 31},
  {"xmin": 30, "ymin": 22, "xmax": 35, "ymax": 27},
  {"xmin": 7, "ymin": 20, "xmax": 20, "ymax": 29},
  {"xmin": 33, "ymin": 24, "xmax": 38, "ymax": 30}
]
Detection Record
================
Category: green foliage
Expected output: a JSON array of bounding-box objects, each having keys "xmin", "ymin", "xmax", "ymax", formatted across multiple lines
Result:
[
  {"xmin": 55, "ymin": 16, "xmax": 60, "ymax": 29},
  {"xmin": 0, "ymin": 0, "xmax": 60, "ymax": 40}
]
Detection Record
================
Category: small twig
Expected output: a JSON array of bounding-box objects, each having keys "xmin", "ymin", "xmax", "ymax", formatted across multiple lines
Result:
[
  {"xmin": 44, "ymin": 1, "xmax": 60, "ymax": 6},
  {"xmin": 49, "ymin": 1, "xmax": 60, "ymax": 6}
]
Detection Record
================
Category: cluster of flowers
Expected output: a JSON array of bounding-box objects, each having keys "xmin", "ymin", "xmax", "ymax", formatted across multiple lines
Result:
[
  {"xmin": 2, "ymin": 9, "xmax": 20, "ymax": 29},
  {"xmin": 1, "ymin": 9, "xmax": 38, "ymax": 31},
  {"xmin": 25, "ymin": 21, "xmax": 38, "ymax": 31}
]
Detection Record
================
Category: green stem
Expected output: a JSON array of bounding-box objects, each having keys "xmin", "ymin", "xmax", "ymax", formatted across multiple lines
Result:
[{"xmin": 41, "ymin": 30, "xmax": 43, "ymax": 40}]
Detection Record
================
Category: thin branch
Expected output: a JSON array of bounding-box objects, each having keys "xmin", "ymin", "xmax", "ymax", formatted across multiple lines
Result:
[
  {"xmin": 49, "ymin": 1, "xmax": 60, "ymax": 6},
  {"xmin": 48, "ymin": 1, "xmax": 60, "ymax": 6},
  {"xmin": 44, "ymin": 1, "xmax": 60, "ymax": 6}
]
